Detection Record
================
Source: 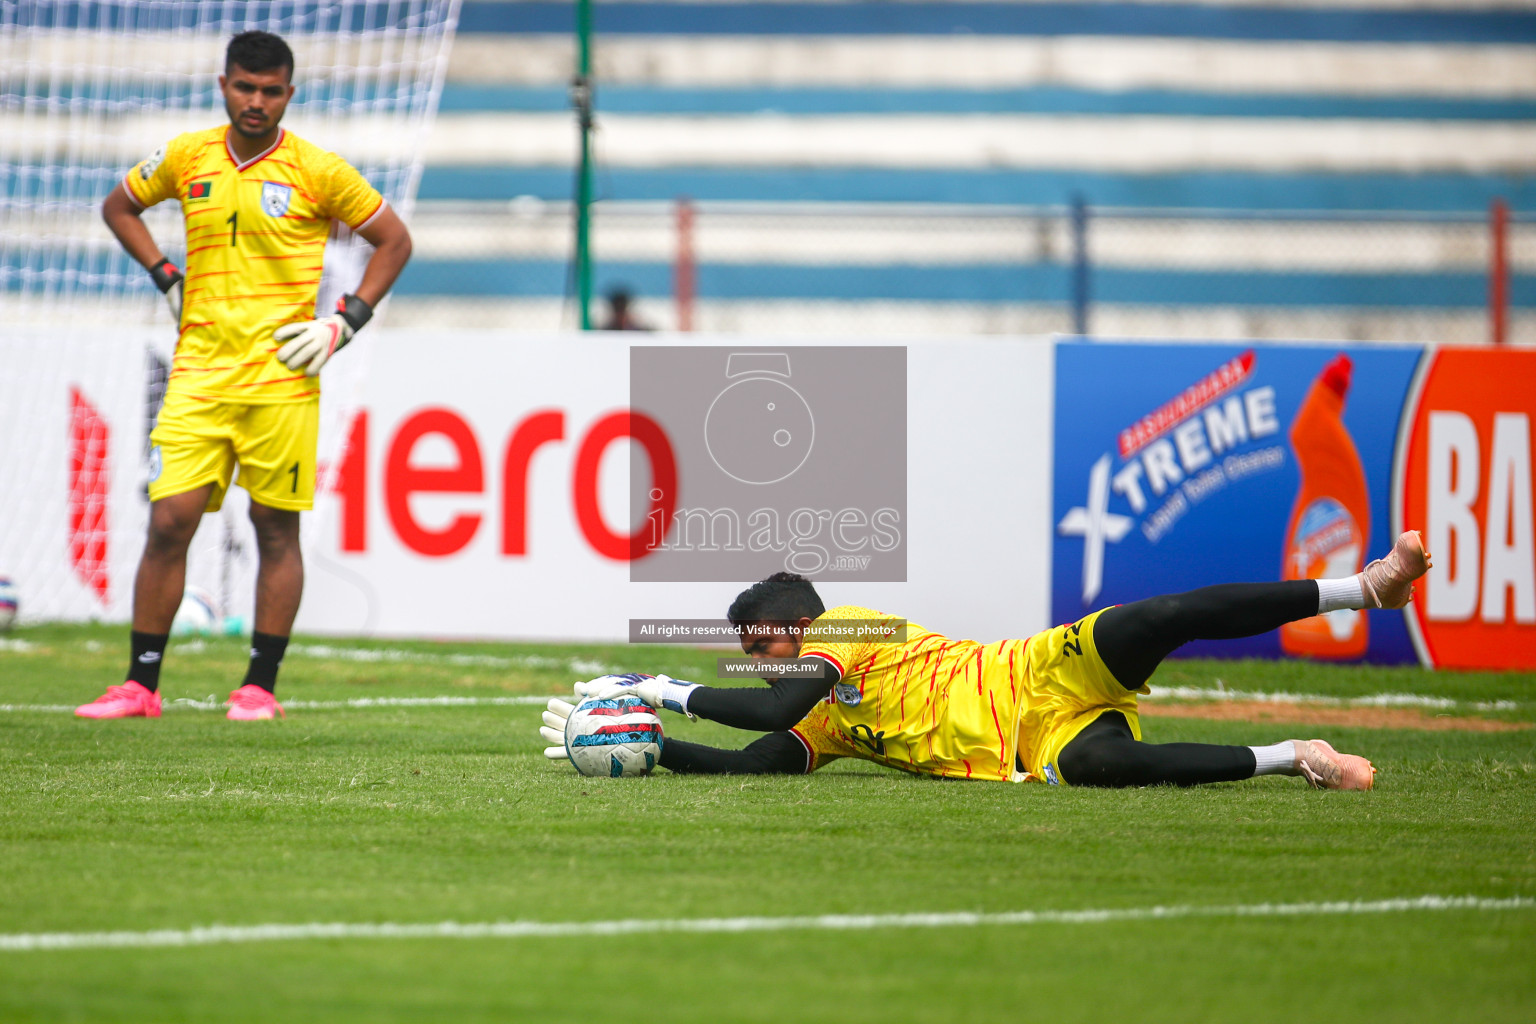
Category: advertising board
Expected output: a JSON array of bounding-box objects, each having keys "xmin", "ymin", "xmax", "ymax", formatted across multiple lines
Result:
[
  {"xmin": 1052, "ymin": 340, "xmax": 1535, "ymax": 669},
  {"xmin": 299, "ymin": 333, "xmax": 1055, "ymax": 643},
  {"xmin": 1397, "ymin": 347, "xmax": 1536, "ymax": 670}
]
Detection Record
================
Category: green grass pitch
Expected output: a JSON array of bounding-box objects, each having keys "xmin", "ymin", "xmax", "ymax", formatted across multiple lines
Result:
[{"xmin": 1, "ymin": 623, "xmax": 1532, "ymax": 1023}]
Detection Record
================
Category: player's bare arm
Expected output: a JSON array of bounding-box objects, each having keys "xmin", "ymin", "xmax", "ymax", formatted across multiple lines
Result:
[
  {"xmin": 353, "ymin": 205, "xmax": 413, "ymax": 307},
  {"xmin": 273, "ymin": 199, "xmax": 412, "ymax": 377},
  {"xmin": 102, "ymin": 184, "xmax": 183, "ymax": 321},
  {"xmin": 101, "ymin": 185, "xmax": 165, "ymax": 270}
]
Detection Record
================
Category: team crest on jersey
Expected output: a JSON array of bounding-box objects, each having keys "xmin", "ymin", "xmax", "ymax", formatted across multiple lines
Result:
[
  {"xmin": 139, "ymin": 144, "xmax": 165, "ymax": 181},
  {"xmin": 833, "ymin": 681, "xmax": 863, "ymax": 706},
  {"xmin": 1042, "ymin": 763, "xmax": 1061, "ymax": 786},
  {"xmin": 147, "ymin": 446, "xmax": 163, "ymax": 483},
  {"xmin": 261, "ymin": 181, "xmax": 293, "ymax": 217}
]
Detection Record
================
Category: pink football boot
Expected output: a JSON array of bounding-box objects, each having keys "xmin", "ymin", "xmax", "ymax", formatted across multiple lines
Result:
[
  {"xmin": 75, "ymin": 681, "xmax": 161, "ymax": 719},
  {"xmin": 1359, "ymin": 530, "xmax": 1432, "ymax": 610},
  {"xmin": 226, "ymin": 684, "xmax": 285, "ymax": 721},
  {"xmin": 1296, "ymin": 739, "xmax": 1376, "ymax": 791}
]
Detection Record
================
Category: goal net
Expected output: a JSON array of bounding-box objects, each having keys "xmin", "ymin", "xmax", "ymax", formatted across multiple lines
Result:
[{"xmin": 0, "ymin": 0, "xmax": 460, "ymax": 627}]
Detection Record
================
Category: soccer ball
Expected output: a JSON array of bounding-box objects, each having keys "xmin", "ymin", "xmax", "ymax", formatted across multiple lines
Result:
[
  {"xmin": 0, "ymin": 576, "xmax": 17, "ymax": 631},
  {"xmin": 564, "ymin": 695, "xmax": 664, "ymax": 777},
  {"xmin": 171, "ymin": 586, "xmax": 220, "ymax": 636}
]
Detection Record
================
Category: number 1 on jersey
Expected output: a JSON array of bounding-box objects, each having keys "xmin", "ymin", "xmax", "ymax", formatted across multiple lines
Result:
[{"xmin": 226, "ymin": 211, "xmax": 238, "ymax": 247}]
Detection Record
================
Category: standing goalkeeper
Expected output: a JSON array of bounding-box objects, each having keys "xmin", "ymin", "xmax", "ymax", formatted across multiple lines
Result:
[{"xmin": 77, "ymin": 31, "xmax": 412, "ymax": 721}]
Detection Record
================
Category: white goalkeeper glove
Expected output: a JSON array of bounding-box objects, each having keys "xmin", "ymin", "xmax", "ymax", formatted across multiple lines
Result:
[
  {"xmin": 274, "ymin": 293, "xmax": 373, "ymax": 376},
  {"xmin": 148, "ymin": 257, "xmax": 183, "ymax": 325},
  {"xmin": 540, "ymin": 696, "xmax": 577, "ymax": 762},
  {"xmin": 573, "ymin": 672, "xmax": 700, "ymax": 718}
]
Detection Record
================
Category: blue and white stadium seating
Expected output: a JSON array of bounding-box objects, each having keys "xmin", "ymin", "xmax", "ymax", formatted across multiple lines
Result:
[{"xmin": 391, "ymin": 0, "xmax": 1536, "ymax": 342}]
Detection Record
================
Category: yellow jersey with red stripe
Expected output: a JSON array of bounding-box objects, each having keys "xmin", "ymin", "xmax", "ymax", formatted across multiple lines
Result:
[
  {"xmin": 790, "ymin": 605, "xmax": 1031, "ymax": 781},
  {"xmin": 790, "ymin": 606, "xmax": 1149, "ymax": 784},
  {"xmin": 124, "ymin": 126, "xmax": 384, "ymax": 404}
]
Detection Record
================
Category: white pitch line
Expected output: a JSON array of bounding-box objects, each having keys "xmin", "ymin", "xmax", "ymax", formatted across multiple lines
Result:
[
  {"xmin": 163, "ymin": 695, "xmax": 556, "ymax": 711},
  {"xmin": 5, "ymin": 639, "xmax": 1518, "ymax": 711},
  {"xmin": 4, "ymin": 636, "xmax": 622, "ymax": 677},
  {"xmin": 272, "ymin": 642, "xmax": 616, "ymax": 677},
  {"xmin": 1145, "ymin": 685, "xmax": 1519, "ymax": 712},
  {"xmin": 0, "ymin": 688, "xmax": 1521, "ymax": 714},
  {"xmin": 2, "ymin": 635, "xmax": 621, "ymax": 675},
  {"xmin": 0, "ymin": 895, "xmax": 1529, "ymax": 953},
  {"xmin": 0, "ymin": 695, "xmax": 557, "ymax": 714},
  {"xmin": 292, "ymin": 695, "xmax": 550, "ymax": 709}
]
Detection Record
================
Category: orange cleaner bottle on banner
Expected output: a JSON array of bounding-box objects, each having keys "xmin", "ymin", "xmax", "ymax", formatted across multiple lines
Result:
[{"xmin": 1280, "ymin": 354, "xmax": 1371, "ymax": 660}]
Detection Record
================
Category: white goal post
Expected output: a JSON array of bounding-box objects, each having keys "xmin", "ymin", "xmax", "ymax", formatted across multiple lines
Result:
[{"xmin": 0, "ymin": 0, "xmax": 461, "ymax": 626}]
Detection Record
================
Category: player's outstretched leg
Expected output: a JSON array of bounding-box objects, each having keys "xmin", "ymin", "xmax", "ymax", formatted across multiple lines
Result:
[
  {"xmin": 1092, "ymin": 579, "xmax": 1317, "ymax": 691},
  {"xmin": 1057, "ymin": 714, "xmax": 1375, "ymax": 790},
  {"xmin": 1057, "ymin": 531, "xmax": 1428, "ymax": 789},
  {"xmin": 1092, "ymin": 530, "xmax": 1432, "ymax": 690}
]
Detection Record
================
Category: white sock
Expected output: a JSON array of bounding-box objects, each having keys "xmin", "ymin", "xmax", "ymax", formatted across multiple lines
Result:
[
  {"xmin": 1250, "ymin": 740, "xmax": 1299, "ymax": 777},
  {"xmin": 1316, "ymin": 576, "xmax": 1367, "ymax": 614}
]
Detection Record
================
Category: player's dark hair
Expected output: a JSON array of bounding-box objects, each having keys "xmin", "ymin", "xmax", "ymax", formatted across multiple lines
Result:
[
  {"xmin": 226, "ymin": 31, "xmax": 294, "ymax": 80},
  {"xmin": 727, "ymin": 572, "xmax": 825, "ymax": 628}
]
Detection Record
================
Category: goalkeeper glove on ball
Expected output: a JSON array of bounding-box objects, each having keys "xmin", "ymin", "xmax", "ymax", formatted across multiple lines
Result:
[
  {"xmin": 148, "ymin": 257, "xmax": 183, "ymax": 325},
  {"xmin": 574, "ymin": 672, "xmax": 700, "ymax": 717},
  {"xmin": 274, "ymin": 293, "xmax": 374, "ymax": 376},
  {"xmin": 540, "ymin": 697, "xmax": 577, "ymax": 762}
]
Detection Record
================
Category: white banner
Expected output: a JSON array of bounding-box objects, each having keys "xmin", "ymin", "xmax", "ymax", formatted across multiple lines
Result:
[
  {"xmin": 1, "ymin": 330, "xmax": 1055, "ymax": 646},
  {"xmin": 300, "ymin": 331, "xmax": 1055, "ymax": 644},
  {"xmin": 0, "ymin": 328, "xmax": 148, "ymax": 623}
]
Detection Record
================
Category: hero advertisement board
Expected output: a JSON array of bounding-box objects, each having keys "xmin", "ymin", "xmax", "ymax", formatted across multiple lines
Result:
[{"xmin": 1052, "ymin": 340, "xmax": 1423, "ymax": 665}]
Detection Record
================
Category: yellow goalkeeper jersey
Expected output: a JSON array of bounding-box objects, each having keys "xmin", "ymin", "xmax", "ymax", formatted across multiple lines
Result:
[
  {"xmin": 124, "ymin": 126, "xmax": 385, "ymax": 403},
  {"xmin": 791, "ymin": 605, "xmax": 1031, "ymax": 781}
]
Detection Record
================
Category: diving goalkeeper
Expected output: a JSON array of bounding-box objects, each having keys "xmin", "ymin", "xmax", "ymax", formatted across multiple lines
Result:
[{"xmin": 541, "ymin": 532, "xmax": 1432, "ymax": 788}]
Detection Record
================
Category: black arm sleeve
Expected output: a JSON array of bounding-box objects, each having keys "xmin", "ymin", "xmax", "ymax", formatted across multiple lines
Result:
[
  {"xmin": 686, "ymin": 660, "xmax": 840, "ymax": 733},
  {"xmin": 659, "ymin": 733, "xmax": 810, "ymax": 775}
]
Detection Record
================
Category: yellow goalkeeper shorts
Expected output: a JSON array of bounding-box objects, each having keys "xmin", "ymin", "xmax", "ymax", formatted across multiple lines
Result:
[
  {"xmin": 1015, "ymin": 608, "xmax": 1144, "ymax": 785},
  {"xmin": 148, "ymin": 390, "xmax": 319, "ymax": 512}
]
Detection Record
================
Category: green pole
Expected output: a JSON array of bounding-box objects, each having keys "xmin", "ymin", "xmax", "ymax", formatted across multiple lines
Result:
[{"xmin": 573, "ymin": 0, "xmax": 594, "ymax": 329}]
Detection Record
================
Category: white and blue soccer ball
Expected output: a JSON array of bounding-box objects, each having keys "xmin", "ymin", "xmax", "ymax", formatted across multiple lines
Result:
[
  {"xmin": 171, "ymin": 586, "xmax": 220, "ymax": 636},
  {"xmin": 0, "ymin": 576, "xmax": 18, "ymax": 631},
  {"xmin": 564, "ymin": 695, "xmax": 664, "ymax": 778}
]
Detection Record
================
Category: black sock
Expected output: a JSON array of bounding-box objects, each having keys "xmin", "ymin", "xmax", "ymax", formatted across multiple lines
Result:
[
  {"xmin": 1057, "ymin": 712, "xmax": 1258, "ymax": 788},
  {"xmin": 241, "ymin": 631, "xmax": 290, "ymax": 694},
  {"xmin": 126, "ymin": 631, "xmax": 169, "ymax": 692}
]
